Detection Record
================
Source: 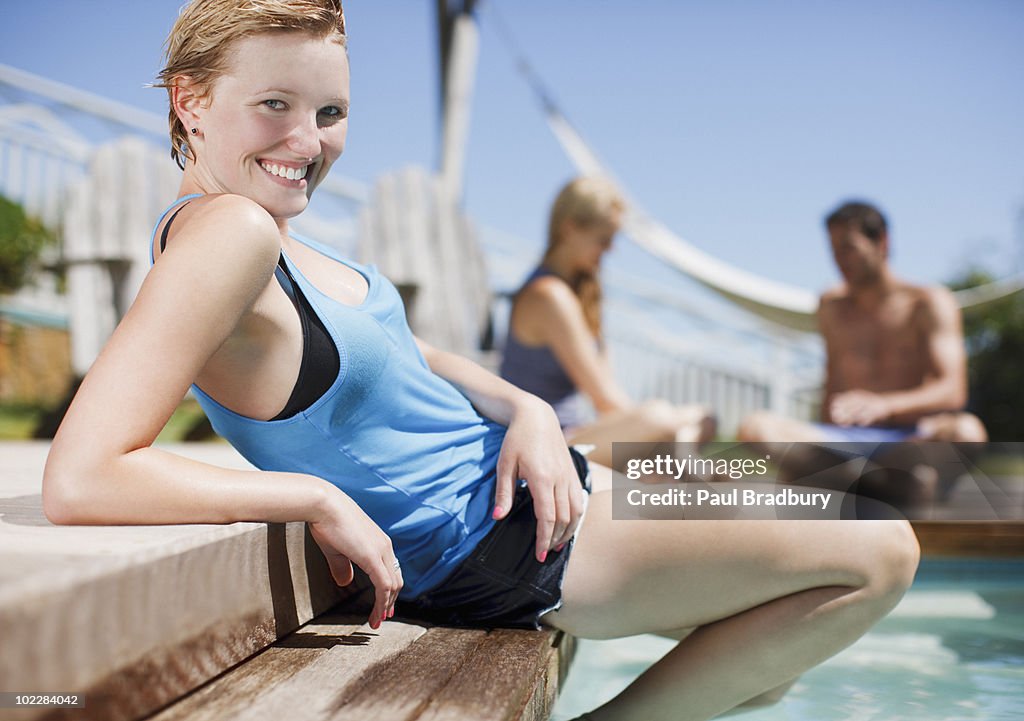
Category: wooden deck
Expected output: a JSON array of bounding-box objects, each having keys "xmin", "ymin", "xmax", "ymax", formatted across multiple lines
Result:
[
  {"xmin": 148, "ymin": 616, "xmax": 572, "ymax": 721},
  {"xmin": 912, "ymin": 521, "xmax": 1024, "ymax": 557},
  {"xmin": 0, "ymin": 442, "xmax": 572, "ymax": 721},
  {"xmin": 911, "ymin": 457, "xmax": 1024, "ymax": 557}
]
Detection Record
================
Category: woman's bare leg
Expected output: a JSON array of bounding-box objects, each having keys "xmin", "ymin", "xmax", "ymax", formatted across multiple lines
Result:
[
  {"xmin": 650, "ymin": 628, "xmax": 797, "ymax": 712},
  {"xmin": 568, "ymin": 400, "xmax": 716, "ymax": 469},
  {"xmin": 545, "ymin": 476, "xmax": 919, "ymax": 721}
]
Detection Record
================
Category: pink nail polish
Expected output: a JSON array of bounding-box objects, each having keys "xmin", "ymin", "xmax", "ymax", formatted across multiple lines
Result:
[
  {"xmin": 556, "ymin": 544, "xmax": 566, "ymax": 553},
  {"xmin": 492, "ymin": 506, "xmax": 504, "ymax": 519},
  {"xmin": 538, "ymin": 550, "xmax": 547, "ymax": 563}
]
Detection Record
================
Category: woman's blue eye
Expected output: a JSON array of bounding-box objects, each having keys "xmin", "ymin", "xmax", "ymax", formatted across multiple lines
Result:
[
  {"xmin": 319, "ymin": 106, "xmax": 345, "ymax": 118},
  {"xmin": 264, "ymin": 99, "xmax": 286, "ymax": 110}
]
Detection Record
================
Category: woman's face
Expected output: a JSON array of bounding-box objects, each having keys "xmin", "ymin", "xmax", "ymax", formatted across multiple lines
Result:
[
  {"xmin": 564, "ymin": 209, "xmax": 622, "ymax": 274},
  {"xmin": 188, "ymin": 32, "xmax": 350, "ymax": 219}
]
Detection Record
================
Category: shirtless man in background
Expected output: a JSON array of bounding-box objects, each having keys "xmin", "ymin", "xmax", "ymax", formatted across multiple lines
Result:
[{"xmin": 739, "ymin": 201, "xmax": 987, "ymax": 506}]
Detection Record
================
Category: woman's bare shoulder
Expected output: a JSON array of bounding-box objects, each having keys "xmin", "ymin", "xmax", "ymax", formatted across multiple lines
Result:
[
  {"xmin": 519, "ymin": 273, "xmax": 577, "ymax": 310},
  {"xmin": 156, "ymin": 193, "xmax": 280, "ymax": 269},
  {"xmin": 515, "ymin": 273, "xmax": 590, "ymax": 346}
]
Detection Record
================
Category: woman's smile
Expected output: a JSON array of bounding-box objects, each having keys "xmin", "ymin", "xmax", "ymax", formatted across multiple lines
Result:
[{"xmin": 258, "ymin": 158, "xmax": 312, "ymax": 187}]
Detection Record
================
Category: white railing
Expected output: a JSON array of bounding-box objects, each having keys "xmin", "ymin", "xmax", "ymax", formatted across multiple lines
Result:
[{"xmin": 608, "ymin": 328, "xmax": 820, "ymax": 435}]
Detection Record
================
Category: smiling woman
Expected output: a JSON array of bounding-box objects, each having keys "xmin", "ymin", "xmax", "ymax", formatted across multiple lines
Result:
[
  {"xmin": 40, "ymin": 2, "xmax": 922, "ymax": 720},
  {"xmin": 158, "ymin": 29, "xmax": 349, "ymax": 219}
]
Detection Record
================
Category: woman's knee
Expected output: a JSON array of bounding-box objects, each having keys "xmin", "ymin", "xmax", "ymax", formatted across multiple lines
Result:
[
  {"xmin": 636, "ymin": 399, "xmax": 715, "ymax": 442},
  {"xmin": 636, "ymin": 399, "xmax": 682, "ymax": 440},
  {"xmin": 859, "ymin": 520, "xmax": 920, "ymax": 604},
  {"xmin": 736, "ymin": 411, "xmax": 776, "ymax": 443}
]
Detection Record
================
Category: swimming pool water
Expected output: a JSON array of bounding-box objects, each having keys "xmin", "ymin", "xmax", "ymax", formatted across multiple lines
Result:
[{"xmin": 551, "ymin": 559, "xmax": 1024, "ymax": 721}]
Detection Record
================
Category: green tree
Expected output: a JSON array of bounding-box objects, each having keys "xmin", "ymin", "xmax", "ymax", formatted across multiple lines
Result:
[
  {"xmin": 952, "ymin": 270, "xmax": 1024, "ymax": 441},
  {"xmin": 0, "ymin": 195, "xmax": 54, "ymax": 294}
]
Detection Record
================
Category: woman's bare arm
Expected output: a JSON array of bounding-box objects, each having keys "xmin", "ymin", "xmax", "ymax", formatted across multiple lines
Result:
[
  {"xmin": 516, "ymin": 277, "xmax": 632, "ymax": 413},
  {"xmin": 43, "ymin": 195, "xmax": 295, "ymax": 524},
  {"xmin": 414, "ymin": 336, "xmax": 585, "ymax": 561},
  {"xmin": 43, "ymin": 194, "xmax": 401, "ymax": 626}
]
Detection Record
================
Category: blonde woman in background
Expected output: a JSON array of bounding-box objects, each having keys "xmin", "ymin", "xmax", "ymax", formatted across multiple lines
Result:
[{"xmin": 501, "ymin": 176, "xmax": 715, "ymax": 469}]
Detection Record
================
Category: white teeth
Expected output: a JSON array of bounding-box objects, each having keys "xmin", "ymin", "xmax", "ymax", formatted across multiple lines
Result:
[{"xmin": 260, "ymin": 161, "xmax": 308, "ymax": 181}]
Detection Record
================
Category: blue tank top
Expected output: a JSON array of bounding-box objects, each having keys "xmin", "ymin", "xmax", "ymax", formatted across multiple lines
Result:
[
  {"xmin": 500, "ymin": 267, "xmax": 593, "ymax": 430},
  {"xmin": 150, "ymin": 197, "xmax": 504, "ymax": 598}
]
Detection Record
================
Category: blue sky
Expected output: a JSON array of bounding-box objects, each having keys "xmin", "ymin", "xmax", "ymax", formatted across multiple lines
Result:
[{"xmin": 2, "ymin": 0, "xmax": 1022, "ymax": 294}]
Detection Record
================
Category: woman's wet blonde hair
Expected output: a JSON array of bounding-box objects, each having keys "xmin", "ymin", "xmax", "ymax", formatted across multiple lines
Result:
[
  {"xmin": 543, "ymin": 176, "xmax": 625, "ymax": 339},
  {"xmin": 155, "ymin": 0, "xmax": 347, "ymax": 169}
]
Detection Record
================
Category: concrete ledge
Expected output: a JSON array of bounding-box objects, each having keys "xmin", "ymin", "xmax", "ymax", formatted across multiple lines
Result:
[{"xmin": 0, "ymin": 442, "xmax": 346, "ymax": 721}]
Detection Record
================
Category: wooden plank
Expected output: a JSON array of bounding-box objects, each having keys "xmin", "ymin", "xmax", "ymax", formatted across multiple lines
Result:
[
  {"xmin": 227, "ymin": 620, "xmax": 428, "ymax": 721},
  {"xmin": 326, "ymin": 625, "xmax": 486, "ymax": 720},
  {"xmin": 66, "ymin": 255, "xmax": 116, "ymax": 376},
  {"xmin": 121, "ymin": 139, "xmax": 157, "ymax": 303},
  {"xmin": 148, "ymin": 617, "xmax": 368, "ymax": 721},
  {"xmin": 405, "ymin": 170, "xmax": 441, "ymax": 344},
  {"xmin": 432, "ymin": 177, "xmax": 463, "ymax": 351},
  {"xmin": 148, "ymin": 621, "xmax": 572, "ymax": 721},
  {"xmin": 398, "ymin": 167, "xmax": 429, "ymax": 285},
  {"xmin": 375, "ymin": 174, "xmax": 405, "ymax": 279},
  {"xmin": 415, "ymin": 628, "xmax": 559, "ymax": 721},
  {"xmin": 458, "ymin": 212, "xmax": 492, "ymax": 350},
  {"xmin": 912, "ymin": 521, "xmax": 1024, "ymax": 557},
  {"xmin": 355, "ymin": 167, "xmax": 493, "ymax": 356},
  {"xmin": 93, "ymin": 143, "xmax": 119, "ymax": 259}
]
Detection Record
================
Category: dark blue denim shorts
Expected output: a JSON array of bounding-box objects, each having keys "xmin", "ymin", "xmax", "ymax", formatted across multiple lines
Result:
[{"xmin": 402, "ymin": 447, "xmax": 592, "ymax": 629}]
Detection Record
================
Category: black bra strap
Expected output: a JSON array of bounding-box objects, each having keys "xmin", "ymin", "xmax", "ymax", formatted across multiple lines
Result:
[{"xmin": 159, "ymin": 202, "xmax": 191, "ymax": 253}]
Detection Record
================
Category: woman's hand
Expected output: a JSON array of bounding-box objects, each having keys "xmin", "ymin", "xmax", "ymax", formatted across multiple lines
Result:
[
  {"xmin": 493, "ymin": 397, "xmax": 587, "ymax": 563},
  {"xmin": 308, "ymin": 488, "xmax": 402, "ymax": 629},
  {"xmin": 409, "ymin": 338, "xmax": 586, "ymax": 561}
]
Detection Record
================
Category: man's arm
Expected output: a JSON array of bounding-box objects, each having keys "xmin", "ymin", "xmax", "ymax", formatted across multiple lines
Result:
[
  {"xmin": 817, "ymin": 295, "xmax": 843, "ymax": 424},
  {"xmin": 878, "ymin": 287, "xmax": 968, "ymax": 420}
]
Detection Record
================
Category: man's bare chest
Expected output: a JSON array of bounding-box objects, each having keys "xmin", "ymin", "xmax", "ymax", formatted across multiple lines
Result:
[{"xmin": 830, "ymin": 301, "xmax": 925, "ymax": 380}]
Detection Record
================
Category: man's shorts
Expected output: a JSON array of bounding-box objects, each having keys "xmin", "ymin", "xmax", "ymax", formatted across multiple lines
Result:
[{"xmin": 812, "ymin": 423, "xmax": 917, "ymax": 443}]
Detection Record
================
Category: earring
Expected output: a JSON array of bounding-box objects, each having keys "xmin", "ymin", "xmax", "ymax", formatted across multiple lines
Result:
[{"xmin": 190, "ymin": 127, "xmax": 198, "ymax": 135}]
